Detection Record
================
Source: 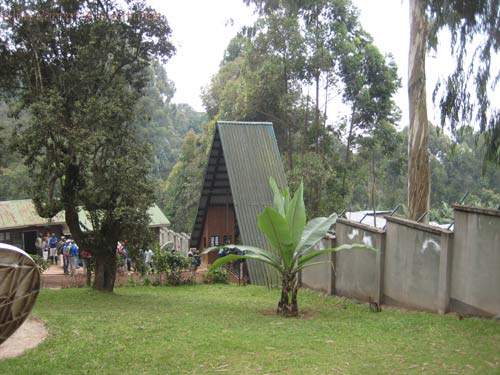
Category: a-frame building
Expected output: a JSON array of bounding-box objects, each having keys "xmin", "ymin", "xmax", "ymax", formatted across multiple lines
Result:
[{"xmin": 190, "ymin": 121, "xmax": 287, "ymax": 285}]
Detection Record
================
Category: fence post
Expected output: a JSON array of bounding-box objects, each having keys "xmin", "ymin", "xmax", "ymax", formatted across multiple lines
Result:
[
  {"xmin": 437, "ymin": 232, "xmax": 453, "ymax": 314},
  {"xmin": 330, "ymin": 237, "xmax": 336, "ymax": 296},
  {"xmin": 375, "ymin": 231, "xmax": 386, "ymax": 304}
]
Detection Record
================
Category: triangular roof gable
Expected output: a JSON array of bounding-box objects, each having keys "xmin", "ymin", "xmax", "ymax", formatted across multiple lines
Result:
[{"xmin": 191, "ymin": 121, "xmax": 287, "ymax": 285}]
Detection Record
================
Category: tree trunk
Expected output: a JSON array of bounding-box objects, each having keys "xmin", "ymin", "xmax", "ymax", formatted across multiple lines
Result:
[
  {"xmin": 277, "ymin": 274, "xmax": 299, "ymax": 317},
  {"xmin": 86, "ymin": 258, "xmax": 93, "ymax": 287},
  {"xmin": 303, "ymin": 94, "xmax": 310, "ymax": 154},
  {"xmin": 283, "ymin": 56, "xmax": 293, "ymax": 171},
  {"xmin": 341, "ymin": 114, "xmax": 355, "ymax": 199},
  {"xmin": 93, "ymin": 251, "xmax": 117, "ymax": 292},
  {"xmin": 315, "ymin": 72, "xmax": 320, "ymax": 154},
  {"xmin": 408, "ymin": 0, "xmax": 430, "ymax": 222}
]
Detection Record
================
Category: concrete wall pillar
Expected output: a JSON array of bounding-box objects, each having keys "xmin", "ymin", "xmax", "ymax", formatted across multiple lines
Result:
[{"xmin": 437, "ymin": 232, "xmax": 453, "ymax": 314}]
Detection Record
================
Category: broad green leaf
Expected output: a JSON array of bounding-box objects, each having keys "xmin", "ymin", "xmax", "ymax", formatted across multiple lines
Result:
[
  {"xmin": 226, "ymin": 245, "xmax": 282, "ymax": 264},
  {"xmin": 285, "ymin": 181, "xmax": 306, "ymax": 249},
  {"xmin": 202, "ymin": 245, "xmax": 281, "ymax": 265},
  {"xmin": 283, "ymin": 187, "xmax": 291, "ymax": 214},
  {"xmin": 257, "ymin": 207, "xmax": 293, "ymax": 259},
  {"xmin": 294, "ymin": 213, "xmax": 337, "ymax": 258},
  {"xmin": 269, "ymin": 176, "xmax": 285, "ymax": 216}
]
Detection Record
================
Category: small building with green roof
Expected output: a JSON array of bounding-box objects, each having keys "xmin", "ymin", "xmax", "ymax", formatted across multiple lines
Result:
[{"xmin": 0, "ymin": 199, "xmax": 170, "ymax": 253}]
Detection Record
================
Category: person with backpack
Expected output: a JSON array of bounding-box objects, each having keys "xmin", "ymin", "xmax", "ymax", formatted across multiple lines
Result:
[
  {"xmin": 56, "ymin": 236, "xmax": 65, "ymax": 267},
  {"xmin": 62, "ymin": 239, "xmax": 71, "ymax": 275},
  {"xmin": 69, "ymin": 240, "xmax": 79, "ymax": 276},
  {"xmin": 48, "ymin": 233, "xmax": 59, "ymax": 264}
]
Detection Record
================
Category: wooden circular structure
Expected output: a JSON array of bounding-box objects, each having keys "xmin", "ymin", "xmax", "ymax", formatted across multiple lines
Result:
[{"xmin": 0, "ymin": 243, "xmax": 41, "ymax": 345}]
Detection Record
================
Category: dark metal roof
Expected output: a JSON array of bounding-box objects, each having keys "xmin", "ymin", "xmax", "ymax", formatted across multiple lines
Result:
[{"xmin": 190, "ymin": 121, "xmax": 287, "ymax": 286}]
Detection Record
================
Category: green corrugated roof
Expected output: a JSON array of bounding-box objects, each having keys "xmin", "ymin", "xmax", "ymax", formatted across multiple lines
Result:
[
  {"xmin": 0, "ymin": 200, "xmax": 169, "ymax": 230},
  {"xmin": 191, "ymin": 121, "xmax": 287, "ymax": 286},
  {"xmin": 147, "ymin": 204, "xmax": 171, "ymax": 227},
  {"xmin": 0, "ymin": 199, "xmax": 66, "ymax": 230}
]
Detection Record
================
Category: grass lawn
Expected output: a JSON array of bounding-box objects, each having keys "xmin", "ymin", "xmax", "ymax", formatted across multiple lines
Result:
[{"xmin": 1, "ymin": 285, "xmax": 499, "ymax": 374}]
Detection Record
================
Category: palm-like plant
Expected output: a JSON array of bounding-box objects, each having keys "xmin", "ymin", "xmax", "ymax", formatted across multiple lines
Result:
[{"xmin": 208, "ymin": 178, "xmax": 367, "ymax": 317}]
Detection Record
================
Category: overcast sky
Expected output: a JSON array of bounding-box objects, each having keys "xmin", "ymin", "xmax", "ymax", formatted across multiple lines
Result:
[{"xmin": 147, "ymin": 0, "xmax": 490, "ymax": 129}]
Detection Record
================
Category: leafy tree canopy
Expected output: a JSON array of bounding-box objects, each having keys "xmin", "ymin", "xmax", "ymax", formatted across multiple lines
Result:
[{"xmin": 0, "ymin": 0, "xmax": 175, "ymax": 291}]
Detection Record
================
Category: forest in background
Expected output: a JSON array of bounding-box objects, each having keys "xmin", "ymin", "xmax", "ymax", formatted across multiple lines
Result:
[
  {"xmin": 0, "ymin": 62, "xmax": 206, "ymax": 203},
  {"xmin": 0, "ymin": 0, "xmax": 498, "ymax": 236},
  {"xmin": 161, "ymin": 0, "xmax": 500, "ymax": 233}
]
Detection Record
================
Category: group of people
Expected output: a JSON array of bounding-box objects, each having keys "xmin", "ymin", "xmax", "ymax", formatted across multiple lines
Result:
[
  {"xmin": 35, "ymin": 232, "xmax": 91, "ymax": 275},
  {"xmin": 35, "ymin": 232, "xmax": 60, "ymax": 264}
]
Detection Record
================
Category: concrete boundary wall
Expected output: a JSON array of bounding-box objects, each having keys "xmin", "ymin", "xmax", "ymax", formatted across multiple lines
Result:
[
  {"xmin": 334, "ymin": 219, "xmax": 385, "ymax": 303},
  {"xmin": 383, "ymin": 216, "xmax": 453, "ymax": 313},
  {"xmin": 450, "ymin": 205, "xmax": 500, "ymax": 317},
  {"xmin": 300, "ymin": 205, "xmax": 499, "ymax": 317}
]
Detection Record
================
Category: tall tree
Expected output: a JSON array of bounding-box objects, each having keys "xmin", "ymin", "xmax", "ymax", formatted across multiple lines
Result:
[
  {"xmin": 407, "ymin": 0, "xmax": 499, "ymax": 220},
  {"xmin": 408, "ymin": 0, "xmax": 430, "ymax": 221},
  {"xmin": 0, "ymin": 0, "xmax": 174, "ymax": 291}
]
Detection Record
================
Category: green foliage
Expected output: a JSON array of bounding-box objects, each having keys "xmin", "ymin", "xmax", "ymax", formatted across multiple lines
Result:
[
  {"xmin": 204, "ymin": 268, "xmax": 229, "ymax": 284},
  {"xmin": 426, "ymin": 0, "xmax": 499, "ymax": 160},
  {"xmin": 202, "ymin": 0, "xmax": 401, "ymax": 212},
  {"xmin": 160, "ymin": 121, "xmax": 215, "ymax": 233},
  {"xmin": 134, "ymin": 62, "xmax": 206, "ymax": 185},
  {"xmin": 152, "ymin": 246, "xmax": 190, "ymax": 286},
  {"xmin": 429, "ymin": 202, "xmax": 454, "ymax": 224},
  {"xmin": 0, "ymin": 0, "xmax": 175, "ymax": 291}
]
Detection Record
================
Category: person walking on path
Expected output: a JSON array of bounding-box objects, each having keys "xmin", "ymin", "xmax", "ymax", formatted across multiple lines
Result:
[
  {"xmin": 69, "ymin": 240, "xmax": 79, "ymax": 276},
  {"xmin": 62, "ymin": 239, "xmax": 71, "ymax": 275},
  {"xmin": 56, "ymin": 236, "xmax": 65, "ymax": 267},
  {"xmin": 48, "ymin": 233, "xmax": 58, "ymax": 264}
]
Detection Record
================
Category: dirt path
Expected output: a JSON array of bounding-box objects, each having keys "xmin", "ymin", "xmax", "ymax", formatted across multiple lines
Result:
[{"xmin": 0, "ymin": 317, "xmax": 47, "ymax": 360}]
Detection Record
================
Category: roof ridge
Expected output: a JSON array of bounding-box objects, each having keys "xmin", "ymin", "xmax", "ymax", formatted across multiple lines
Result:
[{"xmin": 217, "ymin": 120, "xmax": 273, "ymax": 126}]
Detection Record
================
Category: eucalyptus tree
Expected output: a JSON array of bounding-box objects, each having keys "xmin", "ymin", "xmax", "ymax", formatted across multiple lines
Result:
[
  {"xmin": 408, "ymin": 0, "xmax": 431, "ymax": 221},
  {"xmin": 208, "ymin": 179, "xmax": 368, "ymax": 317},
  {"xmin": 407, "ymin": 0, "xmax": 499, "ymax": 221},
  {"xmin": 0, "ymin": 0, "xmax": 175, "ymax": 291}
]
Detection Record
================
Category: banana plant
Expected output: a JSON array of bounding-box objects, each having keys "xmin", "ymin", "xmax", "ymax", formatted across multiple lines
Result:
[{"xmin": 207, "ymin": 177, "xmax": 371, "ymax": 317}]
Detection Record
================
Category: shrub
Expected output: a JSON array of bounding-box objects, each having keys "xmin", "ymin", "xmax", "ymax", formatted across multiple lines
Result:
[
  {"xmin": 204, "ymin": 268, "xmax": 228, "ymax": 284},
  {"xmin": 152, "ymin": 246, "xmax": 190, "ymax": 286}
]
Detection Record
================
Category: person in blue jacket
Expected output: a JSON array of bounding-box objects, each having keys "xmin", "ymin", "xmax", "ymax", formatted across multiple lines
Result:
[
  {"xmin": 69, "ymin": 240, "xmax": 79, "ymax": 275},
  {"xmin": 48, "ymin": 233, "xmax": 59, "ymax": 264}
]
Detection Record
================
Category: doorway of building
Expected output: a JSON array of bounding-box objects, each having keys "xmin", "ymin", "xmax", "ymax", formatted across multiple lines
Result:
[{"xmin": 23, "ymin": 231, "xmax": 37, "ymax": 254}]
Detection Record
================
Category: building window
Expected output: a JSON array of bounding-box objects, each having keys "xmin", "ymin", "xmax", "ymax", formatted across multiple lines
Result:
[
  {"xmin": 223, "ymin": 235, "xmax": 232, "ymax": 244},
  {"xmin": 210, "ymin": 235, "xmax": 220, "ymax": 247},
  {"xmin": 0, "ymin": 232, "xmax": 11, "ymax": 241}
]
